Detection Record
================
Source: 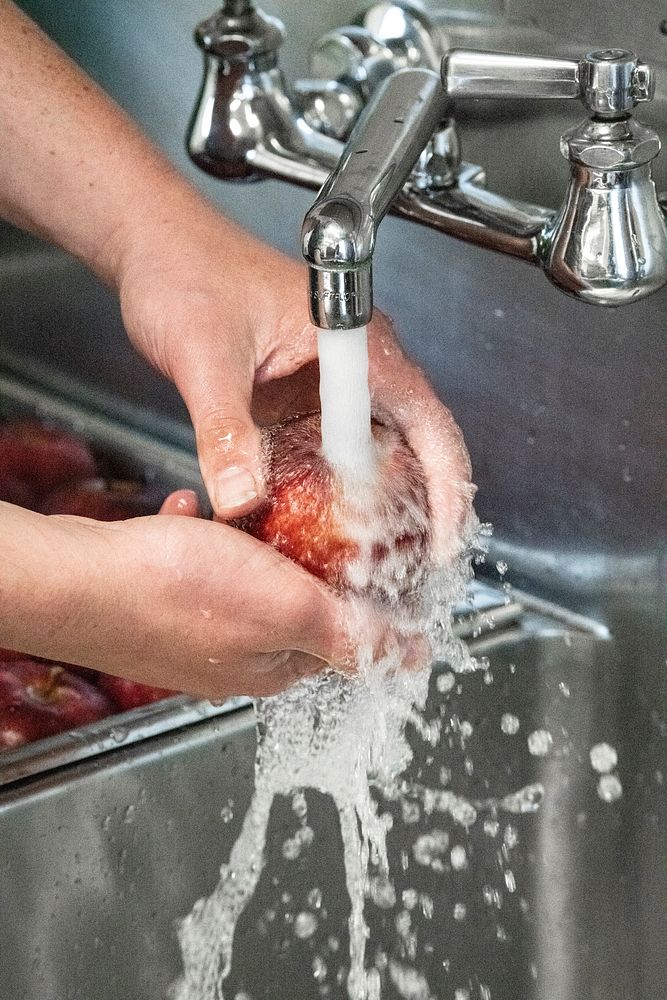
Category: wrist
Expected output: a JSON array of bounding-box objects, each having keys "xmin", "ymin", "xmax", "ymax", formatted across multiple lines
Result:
[{"xmin": 0, "ymin": 503, "xmax": 109, "ymax": 661}]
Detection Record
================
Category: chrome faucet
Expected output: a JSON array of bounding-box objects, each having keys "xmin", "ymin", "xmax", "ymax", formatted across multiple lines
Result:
[{"xmin": 188, "ymin": 0, "xmax": 667, "ymax": 327}]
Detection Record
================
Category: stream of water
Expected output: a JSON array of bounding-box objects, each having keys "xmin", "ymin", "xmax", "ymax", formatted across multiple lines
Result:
[{"xmin": 172, "ymin": 327, "xmax": 485, "ymax": 1000}]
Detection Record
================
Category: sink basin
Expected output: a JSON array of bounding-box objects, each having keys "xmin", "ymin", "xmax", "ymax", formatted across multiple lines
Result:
[{"xmin": 1, "ymin": 606, "xmax": 663, "ymax": 1000}]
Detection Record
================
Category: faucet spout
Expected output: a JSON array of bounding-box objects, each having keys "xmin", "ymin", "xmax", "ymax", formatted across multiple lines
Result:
[{"xmin": 301, "ymin": 68, "xmax": 446, "ymax": 329}]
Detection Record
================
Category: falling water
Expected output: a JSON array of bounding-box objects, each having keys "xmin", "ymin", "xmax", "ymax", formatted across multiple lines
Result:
[
  {"xmin": 171, "ymin": 328, "xmax": 505, "ymax": 1000},
  {"xmin": 317, "ymin": 327, "xmax": 375, "ymax": 479}
]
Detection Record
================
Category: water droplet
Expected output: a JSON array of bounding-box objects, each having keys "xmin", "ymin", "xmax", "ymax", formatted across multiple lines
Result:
[
  {"xmin": 589, "ymin": 742, "xmax": 618, "ymax": 774},
  {"xmin": 294, "ymin": 911, "xmax": 318, "ymax": 939},
  {"xmin": 123, "ymin": 805, "xmax": 135, "ymax": 824},
  {"xmin": 450, "ymin": 845, "xmax": 467, "ymax": 870},
  {"xmin": 412, "ymin": 830, "xmax": 449, "ymax": 869},
  {"xmin": 504, "ymin": 870, "xmax": 516, "ymax": 893},
  {"xmin": 402, "ymin": 888, "xmax": 418, "ymax": 910},
  {"xmin": 501, "ymin": 782, "xmax": 544, "ymax": 814},
  {"xmin": 200, "ymin": 608, "xmax": 213, "ymax": 620},
  {"xmin": 527, "ymin": 729, "xmax": 553, "ymax": 756},
  {"xmin": 312, "ymin": 955, "xmax": 327, "ymax": 982},
  {"xmin": 597, "ymin": 773, "xmax": 623, "ymax": 802},
  {"xmin": 501, "ymin": 713, "xmax": 520, "ymax": 735},
  {"xmin": 436, "ymin": 671, "xmax": 455, "ymax": 693},
  {"xmin": 220, "ymin": 803, "xmax": 234, "ymax": 824},
  {"xmin": 484, "ymin": 819, "xmax": 499, "ymax": 838},
  {"xmin": 109, "ymin": 727, "xmax": 127, "ymax": 744},
  {"xmin": 503, "ymin": 824, "xmax": 518, "ymax": 849},
  {"xmin": 558, "ymin": 681, "xmax": 571, "ymax": 697},
  {"xmin": 495, "ymin": 560, "xmax": 508, "ymax": 576},
  {"xmin": 308, "ymin": 887, "xmax": 322, "ymax": 910},
  {"xmin": 453, "ymin": 902, "xmax": 467, "ymax": 921}
]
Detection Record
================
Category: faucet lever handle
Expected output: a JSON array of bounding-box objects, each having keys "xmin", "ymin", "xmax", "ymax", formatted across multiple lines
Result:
[{"xmin": 442, "ymin": 48, "xmax": 653, "ymax": 118}]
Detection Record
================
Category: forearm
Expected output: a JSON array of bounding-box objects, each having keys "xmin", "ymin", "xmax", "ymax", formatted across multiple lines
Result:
[
  {"xmin": 0, "ymin": 1, "xmax": 261, "ymax": 289},
  {"xmin": 0, "ymin": 502, "xmax": 101, "ymax": 658}
]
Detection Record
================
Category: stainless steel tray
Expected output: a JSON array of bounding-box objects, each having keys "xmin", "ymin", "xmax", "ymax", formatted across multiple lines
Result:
[{"xmin": 0, "ymin": 360, "xmax": 251, "ymax": 786}]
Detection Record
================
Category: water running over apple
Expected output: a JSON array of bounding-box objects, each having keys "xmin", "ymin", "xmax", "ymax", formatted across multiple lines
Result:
[{"xmin": 171, "ymin": 328, "xmax": 491, "ymax": 1000}]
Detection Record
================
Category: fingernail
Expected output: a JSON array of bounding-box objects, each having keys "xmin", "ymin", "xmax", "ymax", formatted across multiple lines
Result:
[{"xmin": 214, "ymin": 465, "xmax": 258, "ymax": 512}]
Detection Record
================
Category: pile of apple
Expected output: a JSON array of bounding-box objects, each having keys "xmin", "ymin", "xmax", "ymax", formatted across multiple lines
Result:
[{"xmin": 0, "ymin": 418, "xmax": 176, "ymax": 751}]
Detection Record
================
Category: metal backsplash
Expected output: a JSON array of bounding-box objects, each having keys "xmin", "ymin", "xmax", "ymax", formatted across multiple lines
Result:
[{"xmin": 3, "ymin": 1, "xmax": 666, "ymax": 609}]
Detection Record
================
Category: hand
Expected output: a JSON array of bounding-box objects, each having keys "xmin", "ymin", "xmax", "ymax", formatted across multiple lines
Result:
[
  {"xmin": 116, "ymin": 194, "xmax": 473, "ymax": 561},
  {"xmin": 0, "ymin": 498, "xmax": 350, "ymax": 699}
]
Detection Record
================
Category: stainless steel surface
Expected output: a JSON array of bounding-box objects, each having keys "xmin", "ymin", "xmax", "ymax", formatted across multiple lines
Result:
[
  {"xmin": 442, "ymin": 48, "xmax": 654, "ymax": 113},
  {"xmin": 1, "ymin": 604, "xmax": 663, "ymax": 1000},
  {"xmin": 302, "ymin": 68, "xmax": 446, "ymax": 328},
  {"xmin": 187, "ymin": 3, "xmax": 341, "ymax": 183},
  {"xmin": 442, "ymin": 49, "xmax": 581, "ymax": 100}
]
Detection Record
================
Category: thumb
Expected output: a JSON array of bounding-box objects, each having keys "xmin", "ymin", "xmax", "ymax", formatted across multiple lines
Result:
[{"xmin": 173, "ymin": 343, "xmax": 265, "ymax": 519}]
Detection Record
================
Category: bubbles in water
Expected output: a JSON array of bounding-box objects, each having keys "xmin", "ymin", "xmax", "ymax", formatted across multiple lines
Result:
[
  {"xmin": 500, "ymin": 713, "xmax": 520, "ymax": 735},
  {"xmin": 527, "ymin": 729, "xmax": 553, "ymax": 756},
  {"xmin": 589, "ymin": 742, "xmax": 618, "ymax": 774},
  {"xmin": 597, "ymin": 773, "xmax": 623, "ymax": 802},
  {"xmin": 294, "ymin": 912, "xmax": 318, "ymax": 940}
]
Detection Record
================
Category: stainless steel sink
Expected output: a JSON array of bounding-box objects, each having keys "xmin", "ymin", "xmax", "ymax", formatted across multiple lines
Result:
[{"xmin": 1, "ymin": 585, "xmax": 663, "ymax": 1000}]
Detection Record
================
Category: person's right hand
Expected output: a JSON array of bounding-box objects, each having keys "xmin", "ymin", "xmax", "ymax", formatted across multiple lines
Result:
[{"xmin": 0, "ymin": 499, "xmax": 355, "ymax": 700}]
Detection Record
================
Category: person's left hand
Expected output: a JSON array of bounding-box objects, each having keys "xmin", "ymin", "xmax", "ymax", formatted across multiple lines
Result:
[{"xmin": 116, "ymin": 193, "xmax": 473, "ymax": 562}]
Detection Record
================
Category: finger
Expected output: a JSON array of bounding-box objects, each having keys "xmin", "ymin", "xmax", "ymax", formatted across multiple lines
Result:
[
  {"xmin": 366, "ymin": 315, "xmax": 475, "ymax": 562},
  {"xmin": 159, "ymin": 489, "xmax": 201, "ymax": 517},
  {"xmin": 171, "ymin": 335, "xmax": 265, "ymax": 520}
]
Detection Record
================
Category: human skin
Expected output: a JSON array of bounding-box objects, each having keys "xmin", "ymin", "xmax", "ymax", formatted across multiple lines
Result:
[{"xmin": 0, "ymin": 2, "xmax": 473, "ymax": 698}]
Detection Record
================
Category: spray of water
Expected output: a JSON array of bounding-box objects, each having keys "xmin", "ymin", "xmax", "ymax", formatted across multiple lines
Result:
[{"xmin": 172, "ymin": 327, "xmax": 482, "ymax": 1000}]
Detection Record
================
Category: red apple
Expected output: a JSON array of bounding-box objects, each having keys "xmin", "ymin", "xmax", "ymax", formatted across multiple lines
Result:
[
  {"xmin": 98, "ymin": 673, "xmax": 176, "ymax": 711},
  {"xmin": 0, "ymin": 660, "xmax": 115, "ymax": 749},
  {"xmin": 40, "ymin": 478, "xmax": 165, "ymax": 520},
  {"xmin": 0, "ymin": 420, "xmax": 96, "ymax": 503},
  {"xmin": 232, "ymin": 412, "xmax": 431, "ymax": 606}
]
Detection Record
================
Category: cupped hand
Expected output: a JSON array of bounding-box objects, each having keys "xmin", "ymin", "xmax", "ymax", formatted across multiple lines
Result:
[
  {"xmin": 116, "ymin": 194, "xmax": 473, "ymax": 560},
  {"xmin": 12, "ymin": 501, "xmax": 350, "ymax": 700}
]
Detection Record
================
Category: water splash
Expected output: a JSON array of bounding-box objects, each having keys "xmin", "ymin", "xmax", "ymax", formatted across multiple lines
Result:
[{"xmin": 172, "ymin": 514, "xmax": 479, "ymax": 1000}]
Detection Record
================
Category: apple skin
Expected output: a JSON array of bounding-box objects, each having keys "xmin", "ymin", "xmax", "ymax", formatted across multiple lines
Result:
[
  {"xmin": 98, "ymin": 673, "xmax": 176, "ymax": 711},
  {"xmin": 232, "ymin": 412, "xmax": 431, "ymax": 605},
  {"xmin": 40, "ymin": 478, "xmax": 165, "ymax": 520},
  {"xmin": 0, "ymin": 420, "xmax": 96, "ymax": 505},
  {"xmin": 0, "ymin": 660, "xmax": 115, "ymax": 749}
]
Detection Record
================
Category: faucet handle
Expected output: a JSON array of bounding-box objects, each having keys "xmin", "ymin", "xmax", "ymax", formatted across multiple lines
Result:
[
  {"xmin": 442, "ymin": 48, "xmax": 653, "ymax": 117},
  {"xmin": 194, "ymin": 0, "xmax": 283, "ymax": 62}
]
